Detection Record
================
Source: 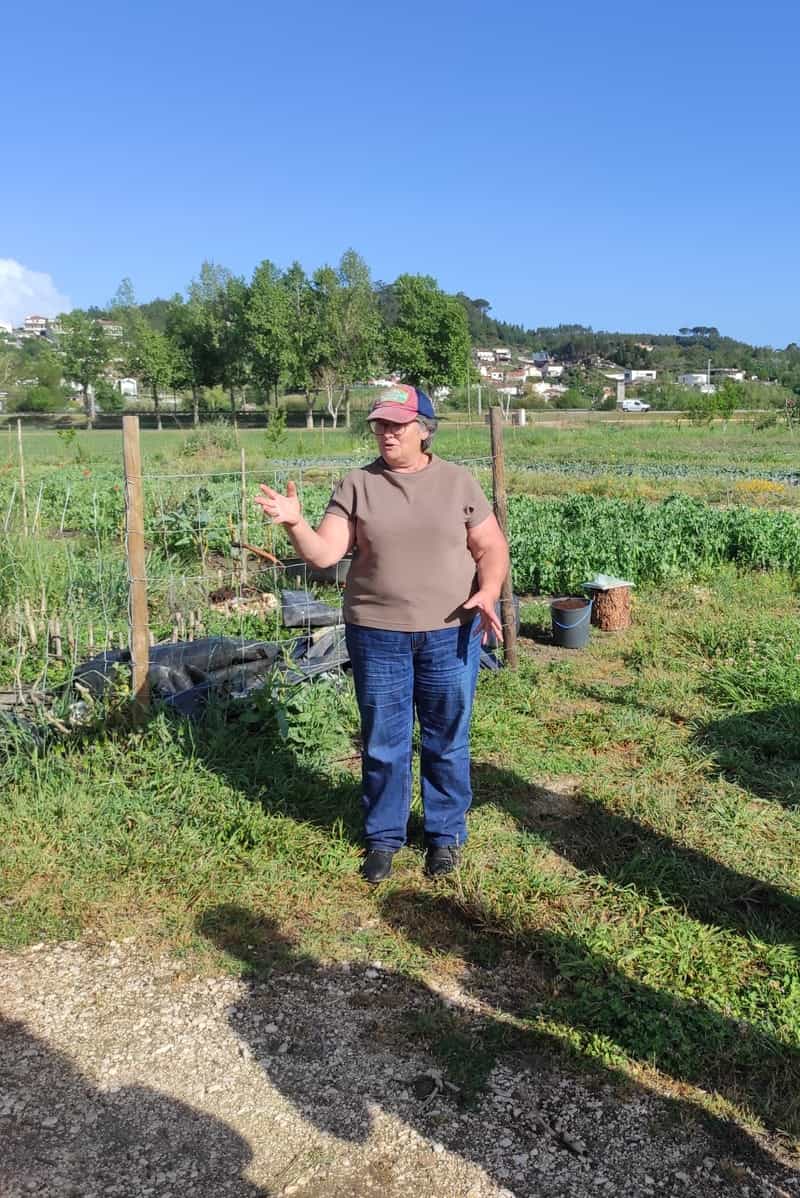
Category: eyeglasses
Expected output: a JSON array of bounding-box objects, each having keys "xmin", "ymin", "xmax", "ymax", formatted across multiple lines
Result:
[{"xmin": 368, "ymin": 419, "xmax": 415, "ymax": 436}]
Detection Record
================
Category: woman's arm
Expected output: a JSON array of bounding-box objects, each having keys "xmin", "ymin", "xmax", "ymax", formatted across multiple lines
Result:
[
  {"xmin": 463, "ymin": 514, "xmax": 510, "ymax": 640},
  {"xmin": 254, "ymin": 481, "xmax": 353, "ymax": 569}
]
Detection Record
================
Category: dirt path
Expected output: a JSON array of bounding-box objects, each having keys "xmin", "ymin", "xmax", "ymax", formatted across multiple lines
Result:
[{"xmin": 1, "ymin": 939, "xmax": 797, "ymax": 1198}]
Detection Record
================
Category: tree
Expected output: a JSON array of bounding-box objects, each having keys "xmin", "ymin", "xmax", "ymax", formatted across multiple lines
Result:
[
  {"xmin": 282, "ymin": 262, "xmax": 323, "ymax": 429},
  {"xmin": 186, "ymin": 262, "xmax": 249, "ymax": 414},
  {"xmin": 312, "ymin": 250, "xmax": 382, "ymax": 428},
  {"xmin": 385, "ymin": 274, "xmax": 472, "ymax": 398},
  {"xmin": 165, "ymin": 294, "xmax": 214, "ymax": 426},
  {"xmin": 126, "ymin": 313, "xmax": 178, "ymax": 431},
  {"xmin": 215, "ymin": 274, "xmax": 250, "ymax": 414},
  {"xmin": 246, "ymin": 260, "xmax": 289, "ymax": 408},
  {"xmin": 59, "ymin": 311, "xmax": 111, "ymax": 426}
]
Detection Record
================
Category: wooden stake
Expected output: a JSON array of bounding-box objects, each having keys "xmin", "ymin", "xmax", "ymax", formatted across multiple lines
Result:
[
  {"xmin": 23, "ymin": 599, "xmax": 37, "ymax": 646},
  {"xmin": 51, "ymin": 617, "xmax": 63, "ymax": 661},
  {"xmin": 489, "ymin": 406, "xmax": 518, "ymax": 669},
  {"xmin": 122, "ymin": 414, "xmax": 150, "ymax": 720},
  {"xmin": 16, "ymin": 419, "xmax": 28, "ymax": 537},
  {"xmin": 240, "ymin": 447, "xmax": 249, "ymax": 586},
  {"xmin": 88, "ymin": 622, "xmax": 95, "ymax": 654}
]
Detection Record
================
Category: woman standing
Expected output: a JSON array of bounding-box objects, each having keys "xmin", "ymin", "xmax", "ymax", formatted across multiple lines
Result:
[{"xmin": 255, "ymin": 385, "xmax": 510, "ymax": 883}]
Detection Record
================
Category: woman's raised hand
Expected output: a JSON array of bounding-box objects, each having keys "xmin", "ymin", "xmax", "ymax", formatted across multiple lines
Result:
[{"xmin": 254, "ymin": 480, "xmax": 302, "ymax": 527}]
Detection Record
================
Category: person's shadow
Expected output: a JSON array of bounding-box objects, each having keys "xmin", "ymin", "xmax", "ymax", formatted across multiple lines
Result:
[
  {"xmin": 693, "ymin": 702, "xmax": 800, "ymax": 809},
  {"xmin": 470, "ymin": 761, "xmax": 800, "ymax": 951},
  {"xmin": 198, "ymin": 902, "xmax": 799, "ymax": 1197},
  {"xmin": 0, "ymin": 1016, "xmax": 269, "ymax": 1196}
]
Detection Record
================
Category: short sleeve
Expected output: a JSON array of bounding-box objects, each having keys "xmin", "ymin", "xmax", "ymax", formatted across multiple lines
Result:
[
  {"xmin": 461, "ymin": 471, "xmax": 493, "ymax": 528},
  {"xmin": 325, "ymin": 472, "xmax": 358, "ymax": 521}
]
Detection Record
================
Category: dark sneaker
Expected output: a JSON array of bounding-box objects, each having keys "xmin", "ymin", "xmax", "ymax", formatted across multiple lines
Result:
[
  {"xmin": 425, "ymin": 845, "xmax": 461, "ymax": 877},
  {"xmin": 361, "ymin": 849, "xmax": 395, "ymax": 885}
]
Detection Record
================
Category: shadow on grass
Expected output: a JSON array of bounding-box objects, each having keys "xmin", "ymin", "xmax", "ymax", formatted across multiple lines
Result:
[
  {"xmin": 694, "ymin": 703, "xmax": 800, "ymax": 809},
  {"xmin": 198, "ymin": 903, "xmax": 799, "ymax": 1194},
  {"xmin": 471, "ymin": 763, "xmax": 800, "ymax": 951},
  {"xmin": 0, "ymin": 1016, "xmax": 269, "ymax": 1196}
]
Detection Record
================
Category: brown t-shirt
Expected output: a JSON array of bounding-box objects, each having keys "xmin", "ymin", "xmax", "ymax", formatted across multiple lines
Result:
[{"xmin": 325, "ymin": 455, "xmax": 493, "ymax": 631}]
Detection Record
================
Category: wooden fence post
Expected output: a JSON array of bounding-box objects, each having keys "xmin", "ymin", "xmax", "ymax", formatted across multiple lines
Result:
[
  {"xmin": 489, "ymin": 406, "xmax": 518, "ymax": 669},
  {"xmin": 122, "ymin": 415, "xmax": 150, "ymax": 720},
  {"xmin": 16, "ymin": 419, "xmax": 28, "ymax": 537}
]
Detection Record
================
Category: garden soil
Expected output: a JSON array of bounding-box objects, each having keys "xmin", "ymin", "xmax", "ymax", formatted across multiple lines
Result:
[{"xmin": 1, "ymin": 939, "xmax": 798, "ymax": 1198}]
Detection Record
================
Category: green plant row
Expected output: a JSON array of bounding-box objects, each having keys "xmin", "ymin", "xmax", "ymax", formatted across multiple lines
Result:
[{"xmin": 506, "ymin": 493, "xmax": 800, "ymax": 594}]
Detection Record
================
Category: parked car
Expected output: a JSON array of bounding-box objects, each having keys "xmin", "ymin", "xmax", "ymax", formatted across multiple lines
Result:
[{"xmin": 620, "ymin": 398, "xmax": 651, "ymax": 412}]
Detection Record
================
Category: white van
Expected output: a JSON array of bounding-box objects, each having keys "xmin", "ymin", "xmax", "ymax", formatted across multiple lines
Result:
[{"xmin": 619, "ymin": 398, "xmax": 651, "ymax": 412}]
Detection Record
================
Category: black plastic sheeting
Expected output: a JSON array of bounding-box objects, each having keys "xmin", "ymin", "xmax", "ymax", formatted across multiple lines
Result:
[{"xmin": 70, "ymin": 589, "xmax": 519, "ymax": 718}]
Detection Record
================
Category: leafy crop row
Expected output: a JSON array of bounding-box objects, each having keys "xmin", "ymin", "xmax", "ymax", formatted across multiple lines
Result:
[
  {"xmin": 3, "ymin": 471, "xmax": 799, "ymax": 595},
  {"xmin": 506, "ymin": 494, "xmax": 800, "ymax": 594}
]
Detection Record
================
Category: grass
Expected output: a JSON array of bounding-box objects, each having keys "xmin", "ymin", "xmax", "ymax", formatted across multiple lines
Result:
[{"xmin": 2, "ymin": 565, "xmax": 799, "ymax": 1142}]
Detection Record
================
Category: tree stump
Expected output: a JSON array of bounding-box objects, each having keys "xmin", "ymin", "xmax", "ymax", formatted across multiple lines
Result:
[{"xmin": 590, "ymin": 586, "xmax": 632, "ymax": 631}]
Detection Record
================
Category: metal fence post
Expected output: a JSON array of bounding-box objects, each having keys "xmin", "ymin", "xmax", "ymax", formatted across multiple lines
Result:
[{"xmin": 122, "ymin": 415, "xmax": 150, "ymax": 719}]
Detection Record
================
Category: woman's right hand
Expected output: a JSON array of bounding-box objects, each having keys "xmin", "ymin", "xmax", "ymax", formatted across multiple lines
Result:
[{"xmin": 254, "ymin": 480, "xmax": 302, "ymax": 527}]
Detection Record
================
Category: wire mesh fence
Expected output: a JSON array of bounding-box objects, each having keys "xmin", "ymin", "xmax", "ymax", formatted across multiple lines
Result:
[{"xmin": 0, "ymin": 419, "xmax": 509, "ymax": 717}]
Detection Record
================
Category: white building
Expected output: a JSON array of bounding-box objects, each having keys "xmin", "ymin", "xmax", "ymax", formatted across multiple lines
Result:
[
  {"xmin": 475, "ymin": 349, "xmax": 495, "ymax": 362},
  {"xmin": 711, "ymin": 368, "xmax": 745, "ymax": 382},
  {"xmin": 116, "ymin": 377, "xmax": 138, "ymax": 399},
  {"xmin": 96, "ymin": 319, "xmax": 123, "ymax": 339},
  {"xmin": 624, "ymin": 369, "xmax": 657, "ymax": 382},
  {"xmin": 679, "ymin": 372, "xmax": 710, "ymax": 387},
  {"xmin": 494, "ymin": 347, "xmax": 512, "ymax": 361},
  {"xmin": 543, "ymin": 363, "xmax": 564, "ymax": 379}
]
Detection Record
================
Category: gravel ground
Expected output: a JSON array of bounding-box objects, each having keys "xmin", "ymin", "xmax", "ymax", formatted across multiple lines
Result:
[{"xmin": 1, "ymin": 938, "xmax": 798, "ymax": 1198}]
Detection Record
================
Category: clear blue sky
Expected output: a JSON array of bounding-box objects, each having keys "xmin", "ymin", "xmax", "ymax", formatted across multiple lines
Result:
[{"xmin": 2, "ymin": 0, "xmax": 798, "ymax": 346}]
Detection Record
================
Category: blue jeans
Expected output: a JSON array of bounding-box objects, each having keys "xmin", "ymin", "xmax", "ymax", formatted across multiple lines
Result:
[{"xmin": 345, "ymin": 621, "xmax": 481, "ymax": 853}]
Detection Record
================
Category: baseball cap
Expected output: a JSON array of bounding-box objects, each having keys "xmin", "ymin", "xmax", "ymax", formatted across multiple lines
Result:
[{"xmin": 367, "ymin": 383, "xmax": 436, "ymax": 425}]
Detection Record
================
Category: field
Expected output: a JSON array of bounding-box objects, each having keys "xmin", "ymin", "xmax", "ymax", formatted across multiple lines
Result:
[{"xmin": 1, "ymin": 418, "xmax": 800, "ymax": 1152}]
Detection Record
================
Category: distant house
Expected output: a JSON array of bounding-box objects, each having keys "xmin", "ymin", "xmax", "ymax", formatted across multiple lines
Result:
[
  {"xmin": 624, "ymin": 369, "xmax": 657, "ymax": 382},
  {"xmin": 497, "ymin": 385, "xmax": 521, "ymax": 397},
  {"xmin": 530, "ymin": 381, "xmax": 550, "ymax": 395},
  {"xmin": 489, "ymin": 370, "xmax": 504, "ymax": 381},
  {"xmin": 533, "ymin": 351, "xmax": 550, "ymax": 366},
  {"xmin": 96, "ymin": 319, "xmax": 124, "ymax": 339},
  {"xmin": 678, "ymin": 372, "xmax": 710, "ymax": 388},
  {"xmin": 504, "ymin": 369, "xmax": 527, "ymax": 383},
  {"xmin": 711, "ymin": 368, "xmax": 745, "ymax": 382},
  {"xmin": 116, "ymin": 377, "xmax": 138, "ymax": 400},
  {"xmin": 523, "ymin": 365, "xmax": 542, "ymax": 380},
  {"xmin": 494, "ymin": 347, "xmax": 512, "ymax": 361},
  {"xmin": 543, "ymin": 363, "xmax": 564, "ymax": 379},
  {"xmin": 475, "ymin": 349, "xmax": 495, "ymax": 362},
  {"xmin": 24, "ymin": 314, "xmax": 49, "ymax": 335}
]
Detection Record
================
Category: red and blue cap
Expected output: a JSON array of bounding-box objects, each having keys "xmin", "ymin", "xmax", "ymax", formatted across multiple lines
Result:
[{"xmin": 367, "ymin": 384, "xmax": 436, "ymax": 425}]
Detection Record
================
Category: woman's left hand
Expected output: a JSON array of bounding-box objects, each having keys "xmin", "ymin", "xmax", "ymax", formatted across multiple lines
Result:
[{"xmin": 462, "ymin": 589, "xmax": 503, "ymax": 644}]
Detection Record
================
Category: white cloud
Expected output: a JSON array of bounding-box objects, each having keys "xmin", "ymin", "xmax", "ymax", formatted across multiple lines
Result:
[{"xmin": 0, "ymin": 259, "xmax": 71, "ymax": 326}]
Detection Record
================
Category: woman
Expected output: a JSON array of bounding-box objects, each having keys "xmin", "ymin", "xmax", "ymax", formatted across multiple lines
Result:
[{"xmin": 254, "ymin": 384, "xmax": 510, "ymax": 883}]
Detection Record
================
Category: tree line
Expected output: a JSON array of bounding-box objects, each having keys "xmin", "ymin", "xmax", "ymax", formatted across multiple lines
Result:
[
  {"xmin": 34, "ymin": 253, "xmax": 473, "ymax": 429},
  {"xmin": 2, "ymin": 249, "xmax": 798, "ymax": 423}
]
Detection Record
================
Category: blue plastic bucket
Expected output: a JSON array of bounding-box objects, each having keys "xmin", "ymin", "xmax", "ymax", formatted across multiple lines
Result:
[{"xmin": 550, "ymin": 596, "xmax": 593, "ymax": 649}]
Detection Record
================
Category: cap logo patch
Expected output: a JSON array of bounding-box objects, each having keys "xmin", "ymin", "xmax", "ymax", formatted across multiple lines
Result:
[{"xmin": 381, "ymin": 387, "xmax": 413, "ymax": 405}]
